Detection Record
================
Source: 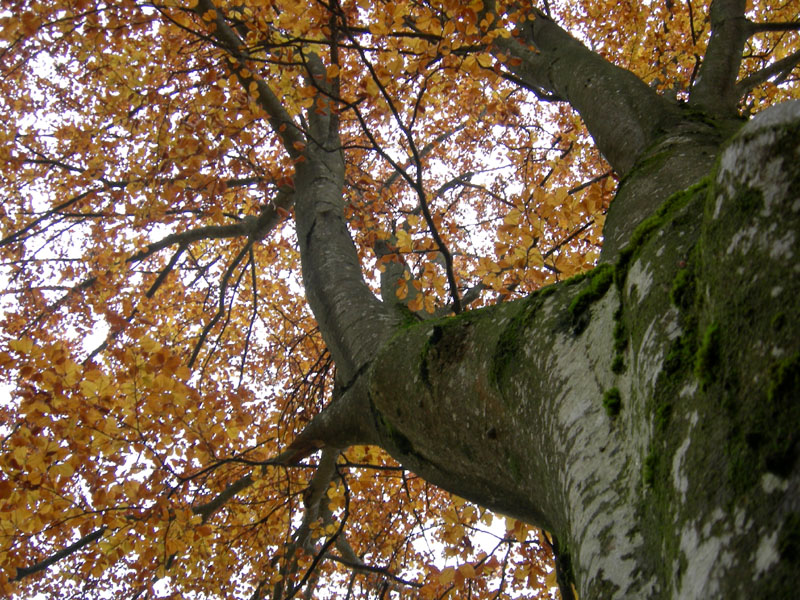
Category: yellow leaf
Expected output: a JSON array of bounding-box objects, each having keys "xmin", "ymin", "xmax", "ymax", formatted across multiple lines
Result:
[
  {"xmin": 9, "ymin": 338, "xmax": 34, "ymax": 355},
  {"xmin": 395, "ymin": 279, "xmax": 408, "ymax": 300},
  {"xmin": 365, "ymin": 76, "xmax": 379, "ymax": 97},
  {"xmin": 458, "ymin": 563, "xmax": 476, "ymax": 579},
  {"xmin": 438, "ymin": 567, "xmax": 455, "ymax": 585},
  {"xmin": 504, "ymin": 208, "xmax": 521, "ymax": 226},
  {"xmin": 197, "ymin": 524, "xmax": 213, "ymax": 537},
  {"xmin": 408, "ymin": 294, "xmax": 424, "ymax": 312},
  {"xmin": 395, "ymin": 229, "xmax": 413, "ymax": 252},
  {"xmin": 0, "ymin": 479, "xmax": 13, "ymax": 499},
  {"xmin": 551, "ymin": 186, "xmax": 570, "ymax": 206},
  {"xmin": 477, "ymin": 53, "xmax": 493, "ymax": 68},
  {"xmin": 13, "ymin": 446, "xmax": 27, "ymax": 465},
  {"xmin": 545, "ymin": 568, "xmax": 558, "ymax": 589}
]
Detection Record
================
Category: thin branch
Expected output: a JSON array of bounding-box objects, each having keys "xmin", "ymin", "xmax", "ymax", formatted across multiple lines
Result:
[
  {"xmin": 344, "ymin": 31, "xmax": 462, "ymax": 312},
  {"xmin": 193, "ymin": 475, "xmax": 255, "ymax": 522},
  {"xmin": 324, "ymin": 553, "xmax": 423, "ymax": 589},
  {"xmin": 0, "ymin": 188, "xmax": 97, "ymax": 248},
  {"xmin": 747, "ymin": 21, "xmax": 800, "ymax": 34},
  {"xmin": 193, "ymin": 0, "xmax": 306, "ymax": 158},
  {"xmin": 11, "ymin": 527, "xmax": 107, "ymax": 583},
  {"xmin": 188, "ymin": 240, "xmax": 252, "ymax": 368},
  {"xmin": 736, "ymin": 48, "xmax": 800, "ymax": 96},
  {"xmin": 144, "ymin": 244, "xmax": 187, "ymax": 298},
  {"xmin": 237, "ymin": 246, "xmax": 259, "ymax": 389}
]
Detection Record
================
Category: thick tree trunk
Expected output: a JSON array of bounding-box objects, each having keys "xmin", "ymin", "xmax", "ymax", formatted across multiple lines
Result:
[
  {"xmin": 269, "ymin": 3, "xmax": 799, "ymax": 596},
  {"xmin": 317, "ymin": 102, "xmax": 800, "ymax": 598}
]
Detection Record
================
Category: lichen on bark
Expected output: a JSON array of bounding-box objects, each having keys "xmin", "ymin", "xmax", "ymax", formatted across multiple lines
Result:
[{"xmin": 358, "ymin": 101, "xmax": 800, "ymax": 599}]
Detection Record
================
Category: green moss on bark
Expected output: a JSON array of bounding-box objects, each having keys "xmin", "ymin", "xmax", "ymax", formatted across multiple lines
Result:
[
  {"xmin": 694, "ymin": 322, "xmax": 720, "ymax": 389},
  {"xmin": 490, "ymin": 292, "xmax": 547, "ymax": 391},
  {"xmin": 670, "ymin": 266, "xmax": 695, "ymax": 310},
  {"xmin": 568, "ymin": 263, "xmax": 614, "ymax": 326},
  {"xmin": 602, "ymin": 388, "xmax": 622, "ymax": 417}
]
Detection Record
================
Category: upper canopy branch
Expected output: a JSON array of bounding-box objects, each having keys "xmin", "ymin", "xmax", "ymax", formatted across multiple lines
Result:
[
  {"xmin": 491, "ymin": 7, "xmax": 677, "ymax": 174},
  {"xmin": 127, "ymin": 187, "xmax": 294, "ymax": 265},
  {"xmin": 193, "ymin": 0, "xmax": 306, "ymax": 158},
  {"xmin": 747, "ymin": 20, "xmax": 800, "ymax": 34},
  {"xmin": 689, "ymin": 0, "xmax": 749, "ymax": 115}
]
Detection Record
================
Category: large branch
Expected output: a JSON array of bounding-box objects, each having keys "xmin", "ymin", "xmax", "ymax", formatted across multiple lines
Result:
[
  {"xmin": 194, "ymin": 0, "xmax": 306, "ymax": 158},
  {"xmin": 736, "ymin": 48, "xmax": 800, "ymax": 97},
  {"xmin": 127, "ymin": 187, "xmax": 293, "ymax": 265},
  {"xmin": 492, "ymin": 8, "xmax": 678, "ymax": 174},
  {"xmin": 191, "ymin": 0, "xmax": 396, "ymax": 382},
  {"xmin": 689, "ymin": 0, "xmax": 749, "ymax": 115}
]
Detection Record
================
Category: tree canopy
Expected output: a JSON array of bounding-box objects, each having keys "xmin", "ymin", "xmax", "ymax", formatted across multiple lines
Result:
[{"xmin": 0, "ymin": 0, "xmax": 798, "ymax": 598}]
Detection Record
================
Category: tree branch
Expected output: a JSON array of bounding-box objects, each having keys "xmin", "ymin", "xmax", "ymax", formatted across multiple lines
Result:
[
  {"xmin": 736, "ymin": 49, "xmax": 800, "ymax": 96},
  {"xmin": 193, "ymin": 474, "xmax": 255, "ymax": 523},
  {"xmin": 748, "ymin": 21, "xmax": 800, "ymax": 34},
  {"xmin": 194, "ymin": 0, "xmax": 306, "ymax": 158},
  {"xmin": 689, "ymin": 0, "xmax": 749, "ymax": 115},
  {"xmin": 11, "ymin": 526, "xmax": 107, "ymax": 583},
  {"xmin": 128, "ymin": 187, "xmax": 293, "ymax": 264},
  {"xmin": 492, "ymin": 7, "xmax": 677, "ymax": 173}
]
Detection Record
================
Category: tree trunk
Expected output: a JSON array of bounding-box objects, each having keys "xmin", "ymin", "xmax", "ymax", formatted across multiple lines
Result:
[{"xmin": 315, "ymin": 101, "xmax": 800, "ymax": 598}]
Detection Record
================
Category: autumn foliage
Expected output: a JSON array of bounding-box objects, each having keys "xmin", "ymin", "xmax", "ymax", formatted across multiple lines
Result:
[{"xmin": 0, "ymin": 0, "xmax": 797, "ymax": 598}]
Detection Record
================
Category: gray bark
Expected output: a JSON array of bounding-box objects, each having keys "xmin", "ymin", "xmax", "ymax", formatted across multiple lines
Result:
[
  {"xmin": 273, "ymin": 5, "xmax": 800, "ymax": 598},
  {"xmin": 359, "ymin": 100, "xmax": 798, "ymax": 598},
  {"xmin": 292, "ymin": 100, "xmax": 800, "ymax": 597},
  {"xmin": 689, "ymin": 0, "xmax": 749, "ymax": 116},
  {"xmin": 492, "ymin": 8, "xmax": 681, "ymax": 175}
]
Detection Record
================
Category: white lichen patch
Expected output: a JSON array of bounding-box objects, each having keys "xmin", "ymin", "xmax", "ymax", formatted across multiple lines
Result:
[
  {"xmin": 664, "ymin": 309, "xmax": 682, "ymax": 340},
  {"xmin": 672, "ymin": 435, "xmax": 691, "ymax": 503},
  {"xmin": 635, "ymin": 309, "xmax": 679, "ymax": 395},
  {"xmin": 754, "ymin": 530, "xmax": 780, "ymax": 575},
  {"xmin": 769, "ymin": 231, "xmax": 795, "ymax": 260},
  {"xmin": 680, "ymin": 384, "xmax": 699, "ymax": 401},
  {"xmin": 675, "ymin": 505, "xmax": 760, "ymax": 597},
  {"xmin": 726, "ymin": 224, "xmax": 759, "ymax": 255},
  {"xmin": 761, "ymin": 472, "xmax": 789, "ymax": 494},
  {"xmin": 540, "ymin": 293, "xmax": 558, "ymax": 320},
  {"xmin": 713, "ymin": 195, "xmax": 724, "ymax": 219},
  {"xmin": 625, "ymin": 258, "xmax": 653, "ymax": 302},
  {"xmin": 676, "ymin": 511, "xmax": 732, "ymax": 599}
]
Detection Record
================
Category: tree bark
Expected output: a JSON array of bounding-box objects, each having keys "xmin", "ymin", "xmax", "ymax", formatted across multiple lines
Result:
[
  {"xmin": 493, "ymin": 8, "xmax": 681, "ymax": 175},
  {"xmin": 689, "ymin": 0, "xmax": 749, "ymax": 116},
  {"xmin": 272, "ymin": 5, "xmax": 800, "ymax": 597},
  {"xmin": 298, "ymin": 101, "xmax": 800, "ymax": 598}
]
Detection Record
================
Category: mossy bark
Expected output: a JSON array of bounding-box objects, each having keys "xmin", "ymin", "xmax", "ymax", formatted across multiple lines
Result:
[{"xmin": 356, "ymin": 102, "xmax": 800, "ymax": 598}]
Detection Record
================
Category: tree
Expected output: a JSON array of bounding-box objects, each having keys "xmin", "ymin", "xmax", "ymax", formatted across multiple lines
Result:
[{"xmin": 0, "ymin": 0, "xmax": 798, "ymax": 597}]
